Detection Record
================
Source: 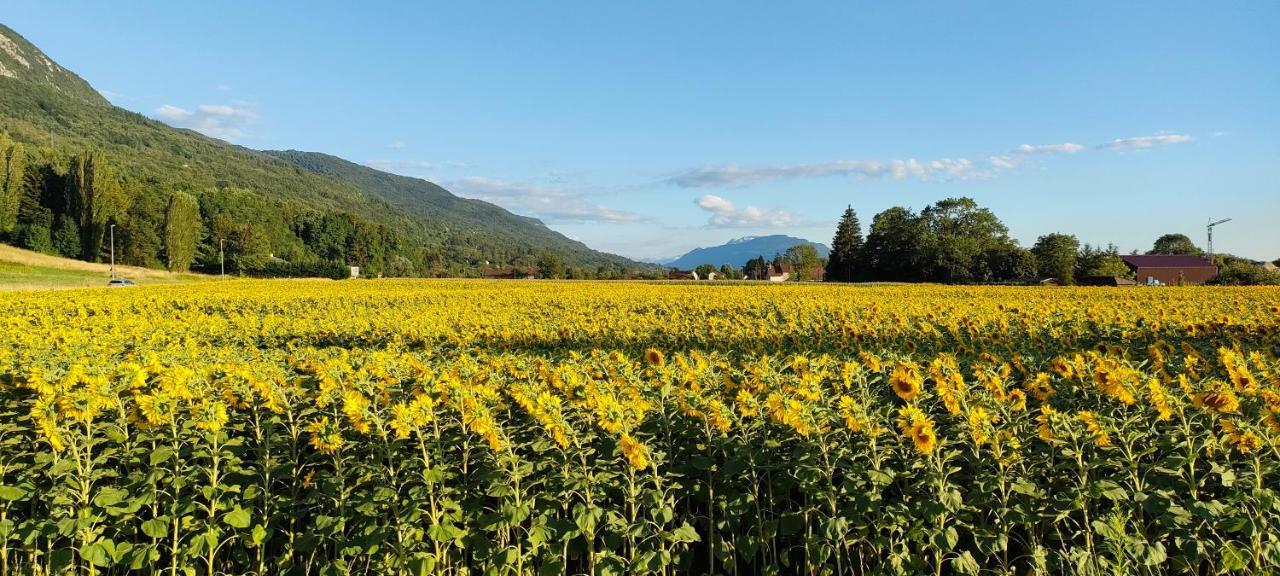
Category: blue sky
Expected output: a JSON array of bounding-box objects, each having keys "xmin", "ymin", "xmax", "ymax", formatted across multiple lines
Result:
[{"xmin": 4, "ymin": 1, "xmax": 1277, "ymax": 261}]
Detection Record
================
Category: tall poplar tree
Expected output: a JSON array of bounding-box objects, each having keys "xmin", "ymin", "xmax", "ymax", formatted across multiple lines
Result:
[
  {"xmin": 0, "ymin": 134, "xmax": 25, "ymax": 235},
  {"xmin": 65, "ymin": 151, "xmax": 129, "ymax": 261},
  {"xmin": 164, "ymin": 191, "xmax": 200, "ymax": 272},
  {"xmin": 824, "ymin": 205, "xmax": 863, "ymax": 281}
]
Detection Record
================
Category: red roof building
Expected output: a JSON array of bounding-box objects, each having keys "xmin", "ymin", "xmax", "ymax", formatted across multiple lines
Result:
[{"xmin": 1120, "ymin": 255, "xmax": 1217, "ymax": 286}]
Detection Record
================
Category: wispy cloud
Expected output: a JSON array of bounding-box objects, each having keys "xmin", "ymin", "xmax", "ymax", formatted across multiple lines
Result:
[
  {"xmin": 153, "ymin": 102, "xmax": 257, "ymax": 142},
  {"xmin": 446, "ymin": 177, "xmax": 645, "ymax": 224},
  {"xmin": 671, "ymin": 158, "xmax": 985, "ymax": 188},
  {"xmin": 671, "ymin": 133, "xmax": 1193, "ymax": 188},
  {"xmin": 1098, "ymin": 133, "xmax": 1193, "ymax": 151},
  {"xmin": 1017, "ymin": 142, "xmax": 1086, "ymax": 154},
  {"xmin": 387, "ymin": 141, "xmax": 406, "ymax": 150},
  {"xmin": 694, "ymin": 194, "xmax": 796, "ymax": 228}
]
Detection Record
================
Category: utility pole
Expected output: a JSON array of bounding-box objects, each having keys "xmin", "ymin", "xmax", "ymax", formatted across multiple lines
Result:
[
  {"xmin": 1207, "ymin": 218, "xmax": 1232, "ymax": 263},
  {"xmin": 109, "ymin": 224, "xmax": 116, "ymax": 279},
  {"xmin": 219, "ymin": 237, "xmax": 225, "ymax": 277}
]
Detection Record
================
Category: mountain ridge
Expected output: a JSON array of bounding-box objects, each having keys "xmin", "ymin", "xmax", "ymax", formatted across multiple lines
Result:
[
  {"xmin": 667, "ymin": 234, "xmax": 830, "ymax": 269},
  {"xmin": 0, "ymin": 22, "xmax": 644, "ymax": 275}
]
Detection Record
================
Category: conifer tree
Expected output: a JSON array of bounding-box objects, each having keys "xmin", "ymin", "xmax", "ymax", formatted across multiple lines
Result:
[{"xmin": 825, "ymin": 205, "xmax": 863, "ymax": 281}]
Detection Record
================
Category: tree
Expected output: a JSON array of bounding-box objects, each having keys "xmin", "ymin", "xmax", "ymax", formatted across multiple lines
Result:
[
  {"xmin": 164, "ymin": 191, "xmax": 201, "ymax": 272},
  {"xmin": 1208, "ymin": 262, "xmax": 1280, "ymax": 285},
  {"xmin": 825, "ymin": 206, "xmax": 863, "ymax": 282},
  {"xmin": 537, "ymin": 253, "xmax": 564, "ymax": 279},
  {"xmin": 917, "ymin": 197, "xmax": 1016, "ymax": 283},
  {"xmin": 0, "ymin": 134, "xmax": 25, "ymax": 236},
  {"xmin": 1148, "ymin": 233, "xmax": 1202, "ymax": 255},
  {"xmin": 743, "ymin": 256, "xmax": 769, "ymax": 280},
  {"xmin": 719, "ymin": 263, "xmax": 741, "ymax": 280},
  {"xmin": 988, "ymin": 245, "xmax": 1037, "ymax": 281},
  {"xmin": 65, "ymin": 151, "xmax": 131, "ymax": 261},
  {"xmin": 1032, "ymin": 233, "xmax": 1080, "ymax": 285},
  {"xmin": 783, "ymin": 244, "xmax": 821, "ymax": 281},
  {"xmin": 385, "ymin": 255, "xmax": 416, "ymax": 277},
  {"xmin": 862, "ymin": 206, "xmax": 924, "ymax": 282},
  {"xmin": 1076, "ymin": 244, "xmax": 1131, "ymax": 281},
  {"xmin": 116, "ymin": 184, "xmax": 164, "ymax": 267},
  {"xmin": 695, "ymin": 263, "xmax": 716, "ymax": 279}
]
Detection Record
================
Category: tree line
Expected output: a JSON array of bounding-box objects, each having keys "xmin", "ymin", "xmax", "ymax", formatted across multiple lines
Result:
[
  {"xmin": 1, "ymin": 132, "xmax": 658, "ymax": 280},
  {"xmin": 822, "ymin": 197, "xmax": 1277, "ymax": 285}
]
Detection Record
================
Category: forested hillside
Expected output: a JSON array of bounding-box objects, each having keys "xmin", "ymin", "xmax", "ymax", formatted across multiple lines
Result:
[{"xmin": 0, "ymin": 23, "xmax": 642, "ymax": 277}]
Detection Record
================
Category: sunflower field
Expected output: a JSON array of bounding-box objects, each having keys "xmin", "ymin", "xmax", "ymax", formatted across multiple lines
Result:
[{"xmin": 0, "ymin": 280, "xmax": 1278, "ymax": 575}]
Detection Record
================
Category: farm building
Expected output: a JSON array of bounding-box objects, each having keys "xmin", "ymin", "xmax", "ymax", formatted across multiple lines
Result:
[
  {"xmin": 667, "ymin": 269, "xmax": 699, "ymax": 280},
  {"xmin": 1120, "ymin": 255, "xmax": 1217, "ymax": 286},
  {"xmin": 765, "ymin": 263, "xmax": 824, "ymax": 282}
]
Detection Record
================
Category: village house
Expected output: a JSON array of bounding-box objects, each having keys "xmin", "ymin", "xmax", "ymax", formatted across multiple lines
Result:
[
  {"xmin": 482, "ymin": 267, "xmax": 536, "ymax": 280},
  {"xmin": 1120, "ymin": 255, "xmax": 1218, "ymax": 286},
  {"xmin": 765, "ymin": 263, "xmax": 824, "ymax": 282}
]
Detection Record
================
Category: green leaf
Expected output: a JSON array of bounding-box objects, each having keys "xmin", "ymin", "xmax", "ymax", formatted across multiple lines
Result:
[
  {"xmin": 951, "ymin": 551, "xmax": 980, "ymax": 575},
  {"xmin": 141, "ymin": 518, "xmax": 169, "ymax": 539},
  {"xmin": 224, "ymin": 506, "xmax": 251, "ymax": 529},
  {"xmin": 251, "ymin": 524, "xmax": 268, "ymax": 546},
  {"xmin": 92, "ymin": 487, "xmax": 128, "ymax": 508},
  {"xmin": 668, "ymin": 523, "xmax": 700, "ymax": 544},
  {"xmin": 80, "ymin": 540, "xmax": 113, "ymax": 568},
  {"xmin": 150, "ymin": 447, "xmax": 176, "ymax": 466},
  {"xmin": 0, "ymin": 486, "xmax": 27, "ymax": 501},
  {"xmin": 933, "ymin": 526, "xmax": 958, "ymax": 550}
]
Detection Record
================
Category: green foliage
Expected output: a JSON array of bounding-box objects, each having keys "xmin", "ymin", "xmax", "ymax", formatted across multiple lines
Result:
[
  {"xmin": 862, "ymin": 206, "xmax": 925, "ymax": 281},
  {"xmin": 694, "ymin": 263, "xmax": 717, "ymax": 278},
  {"xmin": 743, "ymin": 256, "xmax": 769, "ymax": 280},
  {"xmin": 537, "ymin": 253, "xmax": 564, "ymax": 279},
  {"xmin": 1148, "ymin": 233, "xmax": 1202, "ymax": 255},
  {"xmin": 1033, "ymin": 233, "xmax": 1080, "ymax": 285},
  {"xmin": 1076, "ymin": 244, "xmax": 1132, "ymax": 281},
  {"xmin": 164, "ymin": 191, "xmax": 200, "ymax": 272},
  {"xmin": 0, "ymin": 133, "xmax": 24, "ymax": 235},
  {"xmin": 1208, "ymin": 262, "xmax": 1280, "ymax": 285},
  {"xmin": 783, "ymin": 243, "xmax": 821, "ymax": 281},
  {"xmin": 858, "ymin": 198, "xmax": 1028, "ymax": 283},
  {"xmin": 825, "ymin": 205, "xmax": 863, "ymax": 282}
]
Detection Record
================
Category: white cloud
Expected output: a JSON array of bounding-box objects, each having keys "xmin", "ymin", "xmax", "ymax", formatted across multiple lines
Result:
[
  {"xmin": 152, "ymin": 102, "xmax": 257, "ymax": 142},
  {"xmin": 694, "ymin": 194, "xmax": 796, "ymax": 228},
  {"xmin": 1098, "ymin": 133, "xmax": 1193, "ymax": 151},
  {"xmin": 670, "ymin": 158, "xmax": 988, "ymax": 188},
  {"xmin": 446, "ymin": 177, "xmax": 645, "ymax": 224},
  {"xmin": 1017, "ymin": 142, "xmax": 1086, "ymax": 154},
  {"xmin": 387, "ymin": 141, "xmax": 406, "ymax": 149},
  {"xmin": 671, "ymin": 134, "xmax": 1193, "ymax": 188}
]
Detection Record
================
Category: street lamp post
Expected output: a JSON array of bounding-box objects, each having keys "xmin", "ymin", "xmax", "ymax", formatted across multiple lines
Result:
[{"xmin": 109, "ymin": 224, "xmax": 116, "ymax": 280}]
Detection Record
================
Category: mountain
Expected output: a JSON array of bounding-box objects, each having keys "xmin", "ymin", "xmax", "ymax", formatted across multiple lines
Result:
[
  {"xmin": 667, "ymin": 235, "xmax": 830, "ymax": 269},
  {"xmin": 261, "ymin": 151, "xmax": 624, "ymax": 268},
  {"xmin": 0, "ymin": 23, "xmax": 643, "ymax": 276}
]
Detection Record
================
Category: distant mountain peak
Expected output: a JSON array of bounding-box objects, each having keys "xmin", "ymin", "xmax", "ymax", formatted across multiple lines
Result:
[{"xmin": 667, "ymin": 235, "xmax": 830, "ymax": 269}]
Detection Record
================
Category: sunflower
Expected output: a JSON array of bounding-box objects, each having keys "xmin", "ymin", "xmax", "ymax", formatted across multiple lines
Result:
[
  {"xmin": 1076, "ymin": 411, "xmax": 1111, "ymax": 447},
  {"xmin": 897, "ymin": 405, "xmax": 938, "ymax": 454},
  {"xmin": 619, "ymin": 433, "xmax": 651, "ymax": 470},
  {"xmin": 889, "ymin": 362, "xmax": 924, "ymax": 402},
  {"xmin": 644, "ymin": 348, "xmax": 665, "ymax": 368}
]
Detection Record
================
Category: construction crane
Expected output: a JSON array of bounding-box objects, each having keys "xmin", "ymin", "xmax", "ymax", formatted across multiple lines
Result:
[{"xmin": 1207, "ymin": 217, "xmax": 1232, "ymax": 262}]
